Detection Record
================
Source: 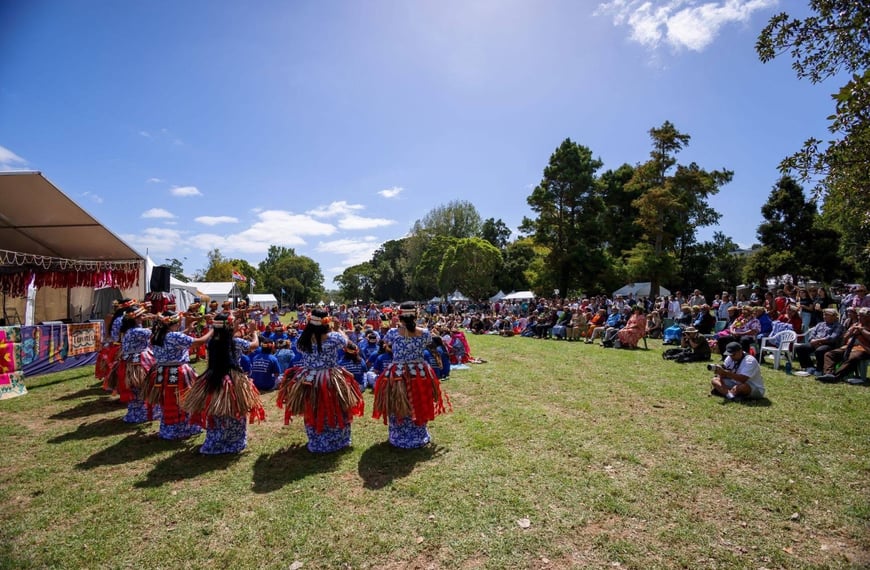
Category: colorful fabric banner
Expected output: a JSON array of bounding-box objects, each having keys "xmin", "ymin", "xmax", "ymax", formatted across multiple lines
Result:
[
  {"xmin": 67, "ymin": 322, "xmax": 102, "ymax": 356},
  {"xmin": 0, "ymin": 327, "xmax": 26, "ymax": 400}
]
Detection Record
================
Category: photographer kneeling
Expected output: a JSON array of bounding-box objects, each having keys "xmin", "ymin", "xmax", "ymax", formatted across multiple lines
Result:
[{"xmin": 710, "ymin": 342, "xmax": 765, "ymax": 402}]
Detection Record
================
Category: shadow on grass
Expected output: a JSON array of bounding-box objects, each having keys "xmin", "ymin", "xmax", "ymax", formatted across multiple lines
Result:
[
  {"xmin": 76, "ymin": 430, "xmax": 176, "ymax": 470},
  {"xmin": 25, "ymin": 369, "xmax": 95, "ymax": 391},
  {"xmin": 49, "ymin": 397, "xmax": 125, "ymax": 420},
  {"xmin": 714, "ymin": 396, "xmax": 773, "ymax": 407},
  {"xmin": 251, "ymin": 444, "xmax": 346, "ymax": 493},
  {"xmin": 357, "ymin": 442, "xmax": 446, "ymax": 490},
  {"xmin": 48, "ymin": 417, "xmax": 142, "ymax": 443},
  {"xmin": 135, "ymin": 447, "xmax": 239, "ymax": 488},
  {"xmin": 55, "ymin": 385, "xmax": 108, "ymax": 401}
]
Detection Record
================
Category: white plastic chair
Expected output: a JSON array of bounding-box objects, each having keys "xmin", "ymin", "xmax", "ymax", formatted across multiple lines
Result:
[{"xmin": 759, "ymin": 329, "xmax": 797, "ymax": 370}]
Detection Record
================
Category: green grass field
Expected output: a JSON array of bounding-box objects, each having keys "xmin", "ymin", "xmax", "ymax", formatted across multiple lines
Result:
[{"xmin": 1, "ymin": 334, "xmax": 868, "ymax": 569}]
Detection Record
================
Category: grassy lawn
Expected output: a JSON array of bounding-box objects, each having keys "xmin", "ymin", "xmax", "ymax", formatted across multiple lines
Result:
[{"xmin": 1, "ymin": 334, "xmax": 868, "ymax": 569}]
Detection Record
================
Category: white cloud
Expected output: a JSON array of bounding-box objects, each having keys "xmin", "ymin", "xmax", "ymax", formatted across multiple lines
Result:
[
  {"xmin": 316, "ymin": 236, "xmax": 382, "ymax": 266},
  {"xmin": 147, "ymin": 177, "xmax": 164, "ymax": 183},
  {"xmin": 338, "ymin": 214, "xmax": 396, "ymax": 230},
  {"xmin": 142, "ymin": 208, "xmax": 175, "ymax": 219},
  {"xmin": 596, "ymin": 0, "xmax": 777, "ymax": 52},
  {"xmin": 195, "ymin": 215, "xmax": 239, "ymax": 226},
  {"xmin": 307, "ymin": 201, "xmax": 365, "ymax": 218},
  {"xmin": 0, "ymin": 145, "xmax": 27, "ymax": 171},
  {"xmin": 171, "ymin": 185, "xmax": 202, "ymax": 197},
  {"xmin": 307, "ymin": 200, "xmax": 396, "ymax": 231},
  {"xmin": 121, "ymin": 227, "xmax": 184, "ymax": 255},
  {"xmin": 189, "ymin": 209, "xmax": 336, "ymax": 254},
  {"xmin": 139, "ymin": 130, "xmax": 151, "ymax": 138},
  {"xmin": 82, "ymin": 191, "xmax": 103, "ymax": 204},
  {"xmin": 378, "ymin": 186, "xmax": 404, "ymax": 199}
]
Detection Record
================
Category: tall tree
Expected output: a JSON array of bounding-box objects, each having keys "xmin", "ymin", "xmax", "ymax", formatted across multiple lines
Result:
[
  {"xmin": 756, "ymin": 1, "xmax": 870, "ymax": 279},
  {"xmin": 335, "ymin": 262, "xmax": 375, "ymax": 304},
  {"xmin": 256, "ymin": 245, "xmax": 324, "ymax": 305},
  {"xmin": 163, "ymin": 257, "xmax": 188, "ymax": 282},
  {"xmin": 520, "ymin": 138, "xmax": 606, "ymax": 296},
  {"xmin": 370, "ymin": 239, "xmax": 409, "ymax": 302},
  {"xmin": 747, "ymin": 176, "xmax": 842, "ymax": 283},
  {"xmin": 203, "ymin": 249, "xmax": 233, "ymax": 281},
  {"xmin": 480, "ymin": 218, "xmax": 512, "ymax": 250},
  {"xmin": 438, "ymin": 237, "xmax": 501, "ymax": 300},
  {"xmin": 598, "ymin": 163, "xmax": 640, "ymax": 259},
  {"xmin": 406, "ymin": 201, "xmax": 482, "ymax": 297},
  {"xmin": 497, "ymin": 238, "xmax": 538, "ymax": 294},
  {"xmin": 414, "ymin": 235, "xmax": 460, "ymax": 299},
  {"xmin": 627, "ymin": 122, "xmax": 732, "ymax": 297}
]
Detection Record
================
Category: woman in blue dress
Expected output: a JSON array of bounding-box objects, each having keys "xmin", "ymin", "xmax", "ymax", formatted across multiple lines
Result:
[
  {"xmin": 142, "ymin": 311, "xmax": 213, "ymax": 440},
  {"xmin": 182, "ymin": 314, "xmax": 265, "ymax": 454},
  {"xmin": 276, "ymin": 308, "xmax": 365, "ymax": 453},
  {"xmin": 373, "ymin": 302, "xmax": 451, "ymax": 449},
  {"xmin": 110, "ymin": 304, "xmax": 158, "ymax": 423}
]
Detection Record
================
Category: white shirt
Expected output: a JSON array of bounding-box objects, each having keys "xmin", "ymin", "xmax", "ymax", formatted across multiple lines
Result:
[{"xmin": 724, "ymin": 353, "xmax": 764, "ymax": 393}]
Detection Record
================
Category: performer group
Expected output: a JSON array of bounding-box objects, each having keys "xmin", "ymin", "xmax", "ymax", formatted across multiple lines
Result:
[{"xmin": 94, "ymin": 297, "xmax": 452, "ymax": 454}]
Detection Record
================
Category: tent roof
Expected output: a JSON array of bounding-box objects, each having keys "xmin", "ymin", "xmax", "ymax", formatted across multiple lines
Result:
[
  {"xmin": 247, "ymin": 293, "xmax": 278, "ymax": 303},
  {"xmin": 0, "ymin": 172, "xmax": 142, "ymax": 262},
  {"xmin": 611, "ymin": 282, "xmax": 671, "ymax": 298},
  {"xmin": 503, "ymin": 290, "xmax": 535, "ymax": 300},
  {"xmin": 189, "ymin": 282, "xmax": 235, "ymax": 296}
]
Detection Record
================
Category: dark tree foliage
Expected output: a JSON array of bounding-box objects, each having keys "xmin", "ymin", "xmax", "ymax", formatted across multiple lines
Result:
[
  {"xmin": 520, "ymin": 138, "xmax": 607, "ymax": 296},
  {"xmin": 756, "ymin": 1, "xmax": 870, "ymax": 279},
  {"xmin": 480, "ymin": 217, "xmax": 512, "ymax": 250}
]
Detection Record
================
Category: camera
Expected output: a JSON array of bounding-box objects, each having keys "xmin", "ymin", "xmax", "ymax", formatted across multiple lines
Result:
[{"xmin": 706, "ymin": 363, "xmax": 719, "ymax": 372}]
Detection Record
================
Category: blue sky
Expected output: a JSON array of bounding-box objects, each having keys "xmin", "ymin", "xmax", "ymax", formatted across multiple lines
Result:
[{"xmin": 0, "ymin": 1, "xmax": 829, "ymax": 287}]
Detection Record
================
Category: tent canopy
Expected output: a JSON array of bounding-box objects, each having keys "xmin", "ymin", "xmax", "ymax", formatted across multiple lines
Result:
[
  {"xmin": 489, "ymin": 290, "xmax": 506, "ymax": 302},
  {"xmin": 0, "ymin": 172, "xmax": 142, "ymax": 261},
  {"xmin": 448, "ymin": 290, "xmax": 469, "ymax": 301},
  {"xmin": 612, "ymin": 282, "xmax": 671, "ymax": 298},
  {"xmin": 247, "ymin": 293, "xmax": 278, "ymax": 309},
  {"xmin": 503, "ymin": 290, "xmax": 535, "ymax": 300}
]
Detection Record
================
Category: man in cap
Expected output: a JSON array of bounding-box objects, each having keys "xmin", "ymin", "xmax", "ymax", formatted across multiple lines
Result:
[
  {"xmin": 711, "ymin": 341, "xmax": 765, "ymax": 401},
  {"xmin": 817, "ymin": 307, "xmax": 870, "ymax": 383}
]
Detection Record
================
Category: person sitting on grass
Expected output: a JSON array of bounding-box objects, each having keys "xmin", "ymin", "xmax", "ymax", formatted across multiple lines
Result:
[{"xmin": 711, "ymin": 342, "xmax": 765, "ymax": 402}]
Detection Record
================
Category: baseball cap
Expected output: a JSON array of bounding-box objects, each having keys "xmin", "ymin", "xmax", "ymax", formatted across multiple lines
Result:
[{"xmin": 723, "ymin": 342, "xmax": 742, "ymax": 356}]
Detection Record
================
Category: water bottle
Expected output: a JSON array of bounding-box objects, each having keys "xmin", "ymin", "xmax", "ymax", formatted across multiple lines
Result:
[{"xmin": 784, "ymin": 360, "xmax": 792, "ymax": 375}]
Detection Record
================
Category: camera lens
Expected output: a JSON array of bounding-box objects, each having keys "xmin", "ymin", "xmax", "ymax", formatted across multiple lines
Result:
[{"xmin": 706, "ymin": 363, "xmax": 715, "ymax": 371}]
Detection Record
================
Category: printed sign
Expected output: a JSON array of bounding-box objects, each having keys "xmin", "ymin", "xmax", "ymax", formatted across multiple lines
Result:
[{"xmin": 67, "ymin": 323, "xmax": 102, "ymax": 356}]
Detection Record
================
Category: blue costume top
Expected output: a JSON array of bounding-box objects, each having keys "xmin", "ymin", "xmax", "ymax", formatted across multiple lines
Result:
[
  {"xmin": 152, "ymin": 331, "xmax": 193, "ymax": 364},
  {"xmin": 384, "ymin": 328, "xmax": 431, "ymax": 363},
  {"xmin": 297, "ymin": 332, "xmax": 346, "ymax": 369},
  {"xmin": 122, "ymin": 327, "xmax": 152, "ymax": 358}
]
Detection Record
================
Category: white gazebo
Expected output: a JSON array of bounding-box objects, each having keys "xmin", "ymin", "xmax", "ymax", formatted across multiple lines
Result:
[
  {"xmin": 611, "ymin": 282, "xmax": 671, "ymax": 298},
  {"xmin": 503, "ymin": 290, "xmax": 536, "ymax": 300}
]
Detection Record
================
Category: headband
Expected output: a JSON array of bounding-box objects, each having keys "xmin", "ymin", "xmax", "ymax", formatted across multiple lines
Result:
[
  {"xmin": 161, "ymin": 313, "xmax": 181, "ymax": 325},
  {"xmin": 400, "ymin": 308, "xmax": 416, "ymax": 316}
]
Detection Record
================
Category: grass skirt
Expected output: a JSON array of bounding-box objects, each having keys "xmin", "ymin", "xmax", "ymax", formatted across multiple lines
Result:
[
  {"xmin": 276, "ymin": 366, "xmax": 364, "ymax": 431},
  {"xmin": 182, "ymin": 369, "xmax": 266, "ymax": 427},
  {"xmin": 124, "ymin": 350, "xmax": 155, "ymax": 391},
  {"xmin": 96, "ymin": 343, "xmax": 120, "ymax": 388},
  {"xmin": 373, "ymin": 361, "xmax": 450, "ymax": 427}
]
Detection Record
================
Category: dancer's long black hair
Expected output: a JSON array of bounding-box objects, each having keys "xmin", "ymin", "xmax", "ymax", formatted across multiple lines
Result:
[
  {"xmin": 398, "ymin": 302, "xmax": 417, "ymax": 333},
  {"xmin": 119, "ymin": 306, "xmax": 141, "ymax": 335},
  {"xmin": 297, "ymin": 308, "xmax": 329, "ymax": 353},
  {"xmin": 205, "ymin": 314, "xmax": 241, "ymax": 393},
  {"xmin": 151, "ymin": 311, "xmax": 177, "ymax": 347}
]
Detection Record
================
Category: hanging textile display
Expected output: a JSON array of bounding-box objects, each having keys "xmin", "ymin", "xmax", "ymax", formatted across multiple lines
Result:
[
  {"xmin": 0, "ymin": 249, "xmax": 140, "ymax": 298},
  {"xmin": 0, "ymin": 327, "xmax": 26, "ymax": 400}
]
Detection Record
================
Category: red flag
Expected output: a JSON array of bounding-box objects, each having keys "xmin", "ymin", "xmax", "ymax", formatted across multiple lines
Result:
[{"xmin": 232, "ymin": 270, "xmax": 246, "ymax": 282}]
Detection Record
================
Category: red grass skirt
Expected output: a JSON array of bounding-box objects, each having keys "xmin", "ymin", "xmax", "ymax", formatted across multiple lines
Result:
[
  {"xmin": 182, "ymin": 370, "xmax": 266, "ymax": 428},
  {"xmin": 372, "ymin": 361, "xmax": 451, "ymax": 427},
  {"xmin": 141, "ymin": 363, "xmax": 201, "ymax": 425},
  {"xmin": 276, "ymin": 366, "xmax": 364, "ymax": 431}
]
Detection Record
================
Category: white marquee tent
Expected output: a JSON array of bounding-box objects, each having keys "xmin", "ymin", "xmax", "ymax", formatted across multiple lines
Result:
[
  {"xmin": 247, "ymin": 293, "xmax": 278, "ymax": 310},
  {"xmin": 612, "ymin": 282, "xmax": 671, "ymax": 298},
  {"xmin": 502, "ymin": 290, "xmax": 536, "ymax": 300}
]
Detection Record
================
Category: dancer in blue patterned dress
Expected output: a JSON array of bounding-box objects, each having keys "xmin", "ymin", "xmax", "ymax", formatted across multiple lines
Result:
[
  {"xmin": 373, "ymin": 302, "xmax": 451, "ymax": 449},
  {"xmin": 142, "ymin": 311, "xmax": 213, "ymax": 440},
  {"xmin": 276, "ymin": 308, "xmax": 364, "ymax": 453},
  {"xmin": 113, "ymin": 304, "xmax": 158, "ymax": 423},
  {"xmin": 182, "ymin": 314, "xmax": 265, "ymax": 454}
]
